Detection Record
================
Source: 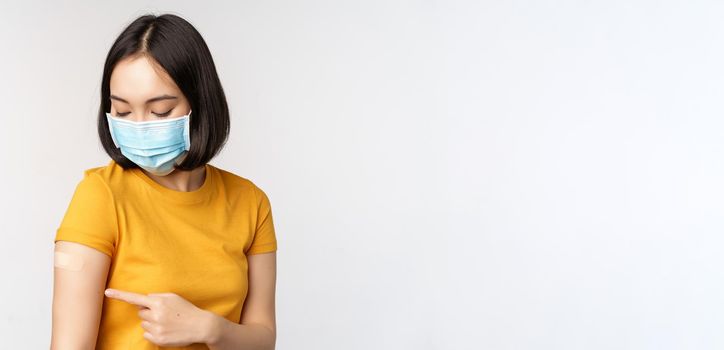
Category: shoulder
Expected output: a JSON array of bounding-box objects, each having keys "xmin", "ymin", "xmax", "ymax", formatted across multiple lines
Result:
[
  {"xmin": 211, "ymin": 165, "xmax": 260, "ymax": 190},
  {"xmin": 70, "ymin": 159, "xmax": 142, "ymax": 204},
  {"xmin": 76, "ymin": 159, "xmax": 127, "ymax": 194},
  {"xmin": 209, "ymin": 165, "xmax": 271, "ymax": 202}
]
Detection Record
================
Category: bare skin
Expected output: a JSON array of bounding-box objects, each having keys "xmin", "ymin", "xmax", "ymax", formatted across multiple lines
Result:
[
  {"xmin": 52, "ymin": 241, "xmax": 111, "ymax": 349},
  {"xmin": 51, "ymin": 54, "xmax": 277, "ymax": 349}
]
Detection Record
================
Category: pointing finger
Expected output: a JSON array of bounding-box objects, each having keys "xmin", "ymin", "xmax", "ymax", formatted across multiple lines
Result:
[{"xmin": 105, "ymin": 288, "xmax": 154, "ymax": 309}]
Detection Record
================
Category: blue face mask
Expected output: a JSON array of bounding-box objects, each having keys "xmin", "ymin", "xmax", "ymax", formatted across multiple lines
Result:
[{"xmin": 105, "ymin": 110, "xmax": 192, "ymax": 176}]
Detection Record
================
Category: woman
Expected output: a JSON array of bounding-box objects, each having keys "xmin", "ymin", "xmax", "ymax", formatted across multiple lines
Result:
[{"xmin": 51, "ymin": 13, "xmax": 278, "ymax": 349}]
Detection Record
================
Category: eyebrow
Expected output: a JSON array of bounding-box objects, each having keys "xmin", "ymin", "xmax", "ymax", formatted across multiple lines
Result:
[{"xmin": 110, "ymin": 94, "xmax": 178, "ymax": 104}]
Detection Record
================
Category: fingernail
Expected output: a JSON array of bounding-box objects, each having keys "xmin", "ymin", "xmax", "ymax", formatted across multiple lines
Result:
[{"xmin": 105, "ymin": 289, "xmax": 114, "ymax": 296}]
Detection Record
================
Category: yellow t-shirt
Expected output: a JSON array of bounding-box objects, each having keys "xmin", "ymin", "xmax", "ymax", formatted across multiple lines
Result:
[{"xmin": 54, "ymin": 159, "xmax": 278, "ymax": 349}]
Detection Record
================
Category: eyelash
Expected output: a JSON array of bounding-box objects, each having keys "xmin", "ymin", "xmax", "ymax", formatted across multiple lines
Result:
[{"xmin": 116, "ymin": 109, "xmax": 173, "ymax": 117}]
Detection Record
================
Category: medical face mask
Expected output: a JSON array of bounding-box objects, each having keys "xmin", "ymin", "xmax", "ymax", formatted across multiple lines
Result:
[{"xmin": 105, "ymin": 110, "xmax": 192, "ymax": 176}]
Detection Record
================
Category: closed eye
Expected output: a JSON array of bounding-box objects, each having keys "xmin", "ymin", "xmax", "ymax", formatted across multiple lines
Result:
[
  {"xmin": 154, "ymin": 109, "xmax": 173, "ymax": 117},
  {"xmin": 114, "ymin": 109, "xmax": 173, "ymax": 118}
]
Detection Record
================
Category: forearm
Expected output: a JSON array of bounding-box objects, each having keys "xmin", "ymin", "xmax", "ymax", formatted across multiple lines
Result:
[{"xmin": 202, "ymin": 311, "xmax": 275, "ymax": 350}]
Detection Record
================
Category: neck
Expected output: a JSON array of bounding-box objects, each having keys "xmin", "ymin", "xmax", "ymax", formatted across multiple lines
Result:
[{"xmin": 143, "ymin": 165, "xmax": 206, "ymax": 192}]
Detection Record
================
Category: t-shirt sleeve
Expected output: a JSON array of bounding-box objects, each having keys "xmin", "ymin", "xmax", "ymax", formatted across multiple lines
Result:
[
  {"xmin": 54, "ymin": 171, "xmax": 119, "ymax": 257},
  {"xmin": 246, "ymin": 184, "xmax": 278, "ymax": 255}
]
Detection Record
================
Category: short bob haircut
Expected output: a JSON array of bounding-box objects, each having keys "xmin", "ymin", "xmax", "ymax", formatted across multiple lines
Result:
[{"xmin": 97, "ymin": 13, "xmax": 230, "ymax": 171}]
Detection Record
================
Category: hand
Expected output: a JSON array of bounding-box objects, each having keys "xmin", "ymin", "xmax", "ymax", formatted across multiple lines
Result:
[{"xmin": 104, "ymin": 288, "xmax": 214, "ymax": 347}]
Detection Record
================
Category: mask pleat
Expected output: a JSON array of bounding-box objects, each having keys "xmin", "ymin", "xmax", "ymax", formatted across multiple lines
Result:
[{"xmin": 105, "ymin": 112, "xmax": 192, "ymax": 174}]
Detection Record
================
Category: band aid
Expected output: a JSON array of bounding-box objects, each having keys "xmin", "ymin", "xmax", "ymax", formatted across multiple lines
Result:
[{"xmin": 54, "ymin": 251, "xmax": 85, "ymax": 271}]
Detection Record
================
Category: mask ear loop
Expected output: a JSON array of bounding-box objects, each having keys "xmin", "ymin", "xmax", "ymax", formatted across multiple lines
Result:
[
  {"xmin": 183, "ymin": 110, "xmax": 192, "ymax": 151},
  {"xmin": 172, "ymin": 109, "xmax": 192, "ymax": 169},
  {"xmin": 106, "ymin": 113, "xmax": 121, "ymax": 148}
]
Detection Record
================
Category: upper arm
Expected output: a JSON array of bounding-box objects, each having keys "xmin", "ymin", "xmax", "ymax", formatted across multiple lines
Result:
[
  {"xmin": 240, "ymin": 251, "xmax": 277, "ymax": 342},
  {"xmin": 245, "ymin": 184, "xmax": 278, "ymax": 255},
  {"xmin": 51, "ymin": 171, "xmax": 118, "ymax": 348},
  {"xmin": 241, "ymin": 182, "xmax": 278, "ymax": 341},
  {"xmin": 51, "ymin": 241, "xmax": 111, "ymax": 349}
]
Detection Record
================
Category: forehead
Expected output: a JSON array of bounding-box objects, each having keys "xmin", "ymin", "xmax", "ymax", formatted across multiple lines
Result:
[{"xmin": 109, "ymin": 55, "xmax": 179, "ymax": 100}]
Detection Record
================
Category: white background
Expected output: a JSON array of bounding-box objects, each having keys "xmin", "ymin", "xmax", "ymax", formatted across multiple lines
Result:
[{"xmin": 1, "ymin": 0, "xmax": 722, "ymax": 349}]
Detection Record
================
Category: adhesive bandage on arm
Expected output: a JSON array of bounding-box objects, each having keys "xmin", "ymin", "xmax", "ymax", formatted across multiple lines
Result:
[{"xmin": 54, "ymin": 251, "xmax": 85, "ymax": 271}]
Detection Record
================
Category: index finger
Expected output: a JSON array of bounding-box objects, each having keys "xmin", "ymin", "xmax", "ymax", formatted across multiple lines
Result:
[{"xmin": 105, "ymin": 288, "xmax": 154, "ymax": 308}]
